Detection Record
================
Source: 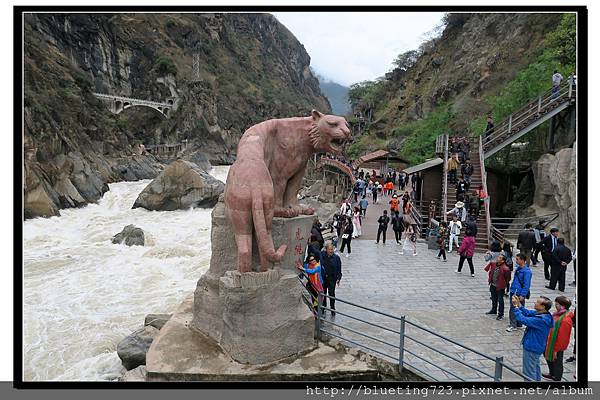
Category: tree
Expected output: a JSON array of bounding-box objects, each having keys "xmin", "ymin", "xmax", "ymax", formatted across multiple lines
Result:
[
  {"xmin": 154, "ymin": 56, "xmax": 178, "ymax": 76},
  {"xmin": 544, "ymin": 13, "xmax": 576, "ymax": 67},
  {"xmin": 392, "ymin": 50, "xmax": 419, "ymax": 72}
]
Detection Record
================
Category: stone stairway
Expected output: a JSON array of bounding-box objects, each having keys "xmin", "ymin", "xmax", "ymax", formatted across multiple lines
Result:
[{"xmin": 445, "ymin": 138, "xmax": 488, "ymax": 252}]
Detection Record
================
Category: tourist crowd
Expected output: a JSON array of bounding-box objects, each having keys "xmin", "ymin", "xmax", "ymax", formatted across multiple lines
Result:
[{"xmin": 299, "ymin": 155, "xmax": 576, "ymax": 384}]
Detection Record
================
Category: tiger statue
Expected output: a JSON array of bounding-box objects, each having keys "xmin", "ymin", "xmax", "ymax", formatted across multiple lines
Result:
[{"xmin": 224, "ymin": 110, "xmax": 351, "ymax": 273}]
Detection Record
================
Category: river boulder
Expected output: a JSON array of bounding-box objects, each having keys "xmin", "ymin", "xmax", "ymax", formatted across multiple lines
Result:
[
  {"xmin": 117, "ymin": 325, "xmax": 159, "ymax": 371},
  {"xmin": 112, "ymin": 224, "xmax": 145, "ymax": 246},
  {"xmin": 132, "ymin": 159, "xmax": 224, "ymax": 211}
]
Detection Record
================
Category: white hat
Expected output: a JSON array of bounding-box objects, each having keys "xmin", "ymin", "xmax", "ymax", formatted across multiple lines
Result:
[{"xmin": 455, "ymin": 201, "xmax": 465, "ymax": 208}]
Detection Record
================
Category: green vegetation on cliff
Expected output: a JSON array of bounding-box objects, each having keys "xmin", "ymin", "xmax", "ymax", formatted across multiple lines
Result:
[
  {"xmin": 346, "ymin": 13, "xmax": 574, "ymax": 167},
  {"xmin": 471, "ymin": 13, "xmax": 576, "ymax": 171}
]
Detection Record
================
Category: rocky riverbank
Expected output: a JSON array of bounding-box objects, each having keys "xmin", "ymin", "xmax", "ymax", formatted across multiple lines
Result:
[
  {"xmin": 24, "ymin": 13, "xmax": 330, "ymax": 219},
  {"xmin": 117, "ymin": 313, "xmax": 172, "ymax": 381}
]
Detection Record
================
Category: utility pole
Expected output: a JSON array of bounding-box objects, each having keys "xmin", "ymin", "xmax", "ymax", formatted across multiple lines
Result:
[{"xmin": 193, "ymin": 53, "xmax": 200, "ymax": 81}]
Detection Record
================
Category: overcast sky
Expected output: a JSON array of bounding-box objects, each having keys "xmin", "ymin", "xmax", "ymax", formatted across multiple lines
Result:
[{"xmin": 273, "ymin": 12, "xmax": 445, "ymax": 87}]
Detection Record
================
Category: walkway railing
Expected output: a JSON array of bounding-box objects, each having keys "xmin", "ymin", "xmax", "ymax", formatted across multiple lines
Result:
[
  {"xmin": 435, "ymin": 134, "xmax": 446, "ymax": 155},
  {"xmin": 296, "ymin": 278, "xmax": 533, "ymax": 382},
  {"xmin": 478, "ymin": 136, "xmax": 492, "ymax": 248},
  {"xmin": 482, "ymin": 81, "xmax": 576, "ymax": 158},
  {"xmin": 318, "ymin": 157, "xmax": 357, "ymax": 186},
  {"xmin": 491, "ymin": 212, "xmax": 560, "ymax": 243},
  {"xmin": 146, "ymin": 142, "xmax": 186, "ymax": 157},
  {"xmin": 442, "ymin": 134, "xmax": 449, "ymax": 222},
  {"xmin": 409, "ymin": 204, "xmax": 424, "ymax": 238}
]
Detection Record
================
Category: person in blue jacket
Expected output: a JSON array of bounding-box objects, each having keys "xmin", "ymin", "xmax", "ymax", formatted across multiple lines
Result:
[
  {"xmin": 512, "ymin": 295, "xmax": 554, "ymax": 381},
  {"xmin": 507, "ymin": 253, "xmax": 532, "ymax": 332},
  {"xmin": 296, "ymin": 255, "xmax": 323, "ymax": 312}
]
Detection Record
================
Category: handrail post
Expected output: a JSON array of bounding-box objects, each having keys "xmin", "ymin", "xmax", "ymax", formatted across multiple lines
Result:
[
  {"xmin": 537, "ymin": 95, "xmax": 542, "ymax": 114},
  {"xmin": 443, "ymin": 134, "xmax": 449, "ymax": 222},
  {"xmin": 479, "ymin": 136, "xmax": 492, "ymax": 248},
  {"xmin": 494, "ymin": 356, "xmax": 504, "ymax": 382},
  {"xmin": 507, "ymin": 114, "xmax": 512, "ymax": 133},
  {"xmin": 398, "ymin": 316, "xmax": 406, "ymax": 372},
  {"xmin": 568, "ymin": 82, "xmax": 573, "ymax": 99},
  {"xmin": 316, "ymin": 292, "xmax": 323, "ymax": 341}
]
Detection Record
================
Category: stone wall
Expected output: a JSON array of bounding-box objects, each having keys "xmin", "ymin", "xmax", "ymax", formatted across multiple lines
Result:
[{"xmin": 531, "ymin": 142, "xmax": 577, "ymax": 246}]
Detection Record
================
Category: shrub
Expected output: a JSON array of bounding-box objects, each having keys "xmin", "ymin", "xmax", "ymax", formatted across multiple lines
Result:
[{"xmin": 154, "ymin": 55, "xmax": 178, "ymax": 76}]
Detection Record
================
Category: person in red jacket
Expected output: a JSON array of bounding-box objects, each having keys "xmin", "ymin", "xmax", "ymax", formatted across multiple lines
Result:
[
  {"xmin": 484, "ymin": 254, "xmax": 512, "ymax": 320},
  {"xmin": 543, "ymin": 296, "xmax": 575, "ymax": 381},
  {"xmin": 456, "ymin": 235, "xmax": 476, "ymax": 276}
]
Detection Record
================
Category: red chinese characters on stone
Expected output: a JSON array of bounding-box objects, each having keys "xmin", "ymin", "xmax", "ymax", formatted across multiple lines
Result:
[
  {"xmin": 295, "ymin": 228, "xmax": 304, "ymax": 241},
  {"xmin": 294, "ymin": 244, "xmax": 303, "ymax": 256}
]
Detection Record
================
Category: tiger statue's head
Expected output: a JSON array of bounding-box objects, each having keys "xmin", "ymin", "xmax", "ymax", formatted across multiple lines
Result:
[{"xmin": 309, "ymin": 110, "xmax": 352, "ymax": 155}]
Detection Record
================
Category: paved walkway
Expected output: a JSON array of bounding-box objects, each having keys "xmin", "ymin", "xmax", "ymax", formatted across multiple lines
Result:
[
  {"xmin": 354, "ymin": 186, "xmax": 407, "ymax": 241},
  {"xmin": 324, "ymin": 232, "xmax": 577, "ymax": 381}
]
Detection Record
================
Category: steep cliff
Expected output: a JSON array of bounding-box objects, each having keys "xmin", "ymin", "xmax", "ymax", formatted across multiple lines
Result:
[
  {"xmin": 24, "ymin": 13, "xmax": 330, "ymax": 218},
  {"xmin": 531, "ymin": 143, "xmax": 576, "ymax": 246}
]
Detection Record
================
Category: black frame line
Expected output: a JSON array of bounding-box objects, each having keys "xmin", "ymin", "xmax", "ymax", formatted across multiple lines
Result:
[{"xmin": 14, "ymin": 4, "xmax": 588, "ymax": 390}]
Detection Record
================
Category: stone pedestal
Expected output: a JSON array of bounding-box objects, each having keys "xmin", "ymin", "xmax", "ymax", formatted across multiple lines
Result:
[
  {"xmin": 191, "ymin": 197, "xmax": 315, "ymax": 364},
  {"xmin": 146, "ymin": 295, "xmax": 389, "ymax": 381},
  {"xmin": 206, "ymin": 198, "xmax": 314, "ymax": 278},
  {"xmin": 218, "ymin": 269, "xmax": 314, "ymax": 364}
]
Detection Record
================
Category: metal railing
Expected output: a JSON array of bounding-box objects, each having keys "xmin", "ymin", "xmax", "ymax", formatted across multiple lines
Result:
[
  {"xmin": 302, "ymin": 286, "xmax": 533, "ymax": 382},
  {"xmin": 411, "ymin": 199, "xmax": 443, "ymax": 237},
  {"xmin": 408, "ymin": 203, "xmax": 424, "ymax": 237},
  {"xmin": 491, "ymin": 226, "xmax": 505, "ymax": 244},
  {"xmin": 442, "ymin": 134, "xmax": 449, "ymax": 222},
  {"xmin": 145, "ymin": 143, "xmax": 187, "ymax": 159},
  {"xmin": 435, "ymin": 134, "xmax": 446, "ymax": 155},
  {"xmin": 318, "ymin": 157, "xmax": 357, "ymax": 186},
  {"xmin": 481, "ymin": 81, "xmax": 576, "ymax": 158},
  {"xmin": 478, "ymin": 136, "xmax": 492, "ymax": 248},
  {"xmin": 492, "ymin": 213, "xmax": 560, "ymax": 242}
]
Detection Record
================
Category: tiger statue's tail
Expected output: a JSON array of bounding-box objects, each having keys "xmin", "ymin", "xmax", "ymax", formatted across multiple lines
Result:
[{"xmin": 251, "ymin": 190, "xmax": 287, "ymax": 262}]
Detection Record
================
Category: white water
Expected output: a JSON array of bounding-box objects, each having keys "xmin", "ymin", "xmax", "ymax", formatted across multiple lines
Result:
[{"xmin": 23, "ymin": 166, "xmax": 230, "ymax": 381}]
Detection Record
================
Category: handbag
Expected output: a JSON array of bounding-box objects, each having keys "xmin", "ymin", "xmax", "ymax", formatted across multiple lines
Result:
[{"xmin": 341, "ymin": 234, "xmax": 349, "ymax": 239}]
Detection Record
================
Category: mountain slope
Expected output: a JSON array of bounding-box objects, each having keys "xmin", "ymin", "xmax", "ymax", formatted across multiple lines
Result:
[
  {"xmin": 24, "ymin": 13, "xmax": 331, "ymax": 218},
  {"xmin": 316, "ymin": 75, "xmax": 350, "ymax": 115},
  {"xmin": 347, "ymin": 13, "xmax": 565, "ymax": 163}
]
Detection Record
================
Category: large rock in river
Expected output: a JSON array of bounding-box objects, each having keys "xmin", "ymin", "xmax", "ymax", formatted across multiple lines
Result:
[
  {"xmin": 112, "ymin": 224, "xmax": 145, "ymax": 246},
  {"xmin": 132, "ymin": 159, "xmax": 225, "ymax": 211},
  {"xmin": 117, "ymin": 325, "xmax": 159, "ymax": 371}
]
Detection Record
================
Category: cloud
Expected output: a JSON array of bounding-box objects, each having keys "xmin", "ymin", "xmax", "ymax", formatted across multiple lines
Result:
[{"xmin": 273, "ymin": 12, "xmax": 444, "ymax": 86}]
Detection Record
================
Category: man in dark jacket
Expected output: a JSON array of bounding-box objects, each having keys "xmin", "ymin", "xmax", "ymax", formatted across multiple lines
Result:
[
  {"xmin": 542, "ymin": 228, "xmax": 560, "ymax": 280},
  {"xmin": 532, "ymin": 220, "xmax": 546, "ymax": 266},
  {"xmin": 319, "ymin": 244, "xmax": 342, "ymax": 315},
  {"xmin": 391, "ymin": 211, "xmax": 404, "ymax": 244},
  {"xmin": 517, "ymin": 224, "xmax": 536, "ymax": 265},
  {"xmin": 512, "ymin": 295, "xmax": 554, "ymax": 381},
  {"xmin": 376, "ymin": 210, "xmax": 390, "ymax": 244},
  {"xmin": 310, "ymin": 219, "xmax": 325, "ymax": 250},
  {"xmin": 546, "ymin": 238, "xmax": 572, "ymax": 292},
  {"xmin": 461, "ymin": 159, "xmax": 474, "ymax": 190}
]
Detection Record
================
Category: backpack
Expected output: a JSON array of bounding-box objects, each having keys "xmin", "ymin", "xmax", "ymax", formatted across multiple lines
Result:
[{"xmin": 503, "ymin": 250, "xmax": 513, "ymax": 269}]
